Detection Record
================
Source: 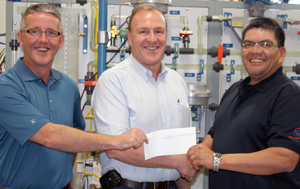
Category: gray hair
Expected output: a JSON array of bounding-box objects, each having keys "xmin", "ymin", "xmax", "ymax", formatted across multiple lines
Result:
[{"xmin": 20, "ymin": 4, "xmax": 63, "ymax": 34}]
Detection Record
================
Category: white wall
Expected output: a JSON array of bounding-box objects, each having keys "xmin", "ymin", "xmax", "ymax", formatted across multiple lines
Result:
[{"xmin": 0, "ymin": 0, "xmax": 6, "ymax": 53}]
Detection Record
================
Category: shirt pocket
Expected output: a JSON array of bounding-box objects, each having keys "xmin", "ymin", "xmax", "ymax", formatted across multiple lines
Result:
[{"xmin": 171, "ymin": 100, "xmax": 191, "ymax": 128}]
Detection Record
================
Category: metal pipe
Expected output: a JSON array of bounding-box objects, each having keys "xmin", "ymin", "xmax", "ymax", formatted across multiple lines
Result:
[{"xmin": 97, "ymin": 0, "xmax": 108, "ymax": 78}]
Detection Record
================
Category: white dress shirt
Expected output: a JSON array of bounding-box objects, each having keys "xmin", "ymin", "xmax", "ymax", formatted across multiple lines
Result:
[{"xmin": 91, "ymin": 55, "xmax": 191, "ymax": 182}]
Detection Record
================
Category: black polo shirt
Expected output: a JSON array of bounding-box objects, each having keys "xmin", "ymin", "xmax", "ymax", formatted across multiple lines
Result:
[{"xmin": 208, "ymin": 67, "xmax": 300, "ymax": 189}]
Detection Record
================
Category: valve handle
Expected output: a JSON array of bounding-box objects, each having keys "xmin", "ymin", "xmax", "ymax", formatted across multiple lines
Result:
[
  {"xmin": 84, "ymin": 80, "xmax": 97, "ymax": 87},
  {"xmin": 217, "ymin": 44, "xmax": 223, "ymax": 64},
  {"xmin": 179, "ymin": 30, "xmax": 193, "ymax": 36}
]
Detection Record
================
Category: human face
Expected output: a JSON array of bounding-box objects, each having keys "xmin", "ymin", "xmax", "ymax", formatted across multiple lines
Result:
[
  {"xmin": 127, "ymin": 9, "xmax": 167, "ymax": 72},
  {"xmin": 18, "ymin": 11, "xmax": 64, "ymax": 70},
  {"xmin": 242, "ymin": 28, "xmax": 286, "ymax": 85}
]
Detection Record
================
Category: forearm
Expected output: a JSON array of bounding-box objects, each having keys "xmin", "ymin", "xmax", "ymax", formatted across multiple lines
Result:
[
  {"xmin": 107, "ymin": 146, "xmax": 181, "ymax": 169},
  {"xmin": 107, "ymin": 147, "xmax": 197, "ymax": 181},
  {"xmin": 220, "ymin": 147, "xmax": 299, "ymax": 175},
  {"xmin": 176, "ymin": 178, "xmax": 191, "ymax": 189},
  {"xmin": 30, "ymin": 123, "xmax": 124, "ymax": 152}
]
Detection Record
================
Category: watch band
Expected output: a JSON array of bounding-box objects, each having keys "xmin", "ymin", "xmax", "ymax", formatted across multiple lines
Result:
[{"xmin": 213, "ymin": 152, "xmax": 223, "ymax": 172}]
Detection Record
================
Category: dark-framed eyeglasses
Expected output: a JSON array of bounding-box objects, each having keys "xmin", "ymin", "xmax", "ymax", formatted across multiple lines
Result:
[
  {"xmin": 22, "ymin": 29, "xmax": 61, "ymax": 38},
  {"xmin": 241, "ymin": 40, "xmax": 281, "ymax": 50}
]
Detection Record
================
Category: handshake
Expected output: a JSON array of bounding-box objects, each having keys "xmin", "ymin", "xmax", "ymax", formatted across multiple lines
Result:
[
  {"xmin": 120, "ymin": 127, "xmax": 216, "ymax": 182},
  {"xmin": 176, "ymin": 142, "xmax": 216, "ymax": 181}
]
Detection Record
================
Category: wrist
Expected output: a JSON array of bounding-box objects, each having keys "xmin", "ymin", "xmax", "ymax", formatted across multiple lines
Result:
[
  {"xmin": 172, "ymin": 154, "xmax": 185, "ymax": 170},
  {"xmin": 213, "ymin": 152, "xmax": 223, "ymax": 172}
]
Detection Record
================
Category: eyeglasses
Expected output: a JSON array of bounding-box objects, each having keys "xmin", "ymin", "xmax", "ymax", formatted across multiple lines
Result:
[
  {"xmin": 22, "ymin": 29, "xmax": 61, "ymax": 38},
  {"xmin": 241, "ymin": 40, "xmax": 281, "ymax": 50}
]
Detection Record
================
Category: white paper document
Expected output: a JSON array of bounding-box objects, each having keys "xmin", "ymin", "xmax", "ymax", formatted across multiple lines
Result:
[{"xmin": 144, "ymin": 127, "xmax": 196, "ymax": 160}]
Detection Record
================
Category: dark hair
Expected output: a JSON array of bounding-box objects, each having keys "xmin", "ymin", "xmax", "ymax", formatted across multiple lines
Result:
[
  {"xmin": 242, "ymin": 17, "xmax": 285, "ymax": 47},
  {"xmin": 20, "ymin": 4, "xmax": 63, "ymax": 34},
  {"xmin": 127, "ymin": 4, "xmax": 167, "ymax": 31}
]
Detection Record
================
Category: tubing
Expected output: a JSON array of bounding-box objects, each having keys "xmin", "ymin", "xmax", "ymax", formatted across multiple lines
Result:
[{"xmin": 97, "ymin": 0, "xmax": 108, "ymax": 78}]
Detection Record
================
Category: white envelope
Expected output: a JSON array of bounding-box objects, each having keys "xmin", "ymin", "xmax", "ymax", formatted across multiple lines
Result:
[{"xmin": 144, "ymin": 127, "xmax": 196, "ymax": 160}]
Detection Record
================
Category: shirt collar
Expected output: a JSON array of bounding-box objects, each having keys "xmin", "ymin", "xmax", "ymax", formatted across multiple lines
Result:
[
  {"xmin": 129, "ymin": 55, "xmax": 168, "ymax": 81},
  {"xmin": 14, "ymin": 57, "xmax": 62, "ymax": 83},
  {"xmin": 239, "ymin": 67, "xmax": 284, "ymax": 95}
]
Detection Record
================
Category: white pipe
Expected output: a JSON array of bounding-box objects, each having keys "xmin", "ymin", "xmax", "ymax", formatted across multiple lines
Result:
[
  {"xmin": 11, "ymin": 30, "xmax": 19, "ymax": 67},
  {"xmin": 165, "ymin": 16, "xmax": 188, "ymax": 29},
  {"xmin": 90, "ymin": 0, "xmax": 98, "ymax": 52}
]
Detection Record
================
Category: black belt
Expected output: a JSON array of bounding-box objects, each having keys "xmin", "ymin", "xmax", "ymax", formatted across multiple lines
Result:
[{"xmin": 118, "ymin": 178, "xmax": 176, "ymax": 189}]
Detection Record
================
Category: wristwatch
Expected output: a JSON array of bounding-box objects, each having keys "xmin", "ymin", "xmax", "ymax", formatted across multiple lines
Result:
[{"xmin": 213, "ymin": 152, "xmax": 223, "ymax": 172}]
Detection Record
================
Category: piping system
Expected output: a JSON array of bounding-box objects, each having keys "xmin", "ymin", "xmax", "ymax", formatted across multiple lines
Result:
[
  {"xmin": 97, "ymin": 0, "xmax": 108, "ymax": 78},
  {"xmin": 96, "ymin": 0, "xmax": 172, "ymax": 78}
]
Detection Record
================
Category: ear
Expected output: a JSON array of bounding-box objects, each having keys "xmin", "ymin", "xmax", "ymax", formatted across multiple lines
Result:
[
  {"xmin": 126, "ymin": 29, "xmax": 132, "ymax": 46},
  {"xmin": 17, "ymin": 31, "xmax": 24, "ymax": 47},
  {"xmin": 279, "ymin": 46, "xmax": 286, "ymax": 64}
]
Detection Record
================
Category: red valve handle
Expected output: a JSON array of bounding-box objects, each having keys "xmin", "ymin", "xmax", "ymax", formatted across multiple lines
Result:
[
  {"xmin": 84, "ymin": 80, "xmax": 97, "ymax": 86},
  {"xmin": 217, "ymin": 44, "xmax": 223, "ymax": 64},
  {"xmin": 179, "ymin": 30, "xmax": 193, "ymax": 36}
]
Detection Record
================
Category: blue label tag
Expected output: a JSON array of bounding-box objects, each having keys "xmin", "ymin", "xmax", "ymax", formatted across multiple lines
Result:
[
  {"xmin": 291, "ymin": 76, "xmax": 300, "ymax": 80},
  {"xmin": 185, "ymin": 73, "xmax": 195, "ymax": 77},
  {"xmin": 170, "ymin": 10, "xmax": 180, "ymax": 15},
  {"xmin": 171, "ymin": 36, "xmax": 181, "ymax": 41},
  {"xmin": 223, "ymin": 43, "xmax": 233, "ymax": 48}
]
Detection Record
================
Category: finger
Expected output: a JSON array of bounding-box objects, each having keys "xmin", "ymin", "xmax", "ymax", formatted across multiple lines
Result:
[
  {"xmin": 136, "ymin": 129, "xmax": 148, "ymax": 144},
  {"xmin": 144, "ymin": 134, "xmax": 149, "ymax": 144},
  {"xmin": 139, "ymin": 133, "xmax": 148, "ymax": 144},
  {"xmin": 187, "ymin": 149, "xmax": 192, "ymax": 157},
  {"xmin": 193, "ymin": 164, "xmax": 200, "ymax": 170},
  {"xmin": 190, "ymin": 154, "xmax": 197, "ymax": 162},
  {"xmin": 133, "ymin": 141, "xmax": 141, "ymax": 149},
  {"xmin": 138, "ymin": 134, "xmax": 147, "ymax": 145},
  {"xmin": 187, "ymin": 148, "xmax": 196, "ymax": 158},
  {"xmin": 135, "ymin": 137, "xmax": 147, "ymax": 148}
]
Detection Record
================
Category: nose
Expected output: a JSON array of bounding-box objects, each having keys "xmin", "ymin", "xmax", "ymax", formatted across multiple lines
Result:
[
  {"xmin": 147, "ymin": 32, "xmax": 157, "ymax": 42},
  {"xmin": 250, "ymin": 42, "xmax": 262, "ymax": 53},
  {"xmin": 38, "ymin": 32, "xmax": 48, "ymax": 42},
  {"xmin": 254, "ymin": 42, "xmax": 260, "ymax": 49}
]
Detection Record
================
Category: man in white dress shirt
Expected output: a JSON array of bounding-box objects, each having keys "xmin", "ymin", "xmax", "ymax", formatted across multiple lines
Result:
[{"xmin": 92, "ymin": 4, "xmax": 197, "ymax": 189}]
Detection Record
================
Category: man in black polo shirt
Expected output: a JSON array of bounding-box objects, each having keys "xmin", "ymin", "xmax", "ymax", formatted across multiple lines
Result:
[{"xmin": 187, "ymin": 17, "xmax": 300, "ymax": 188}]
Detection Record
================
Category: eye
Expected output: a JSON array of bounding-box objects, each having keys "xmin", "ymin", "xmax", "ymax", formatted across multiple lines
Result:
[
  {"xmin": 46, "ymin": 30, "xmax": 58, "ymax": 37},
  {"xmin": 139, "ymin": 30, "xmax": 147, "ymax": 35},
  {"xmin": 29, "ymin": 29, "xmax": 41, "ymax": 35},
  {"xmin": 155, "ymin": 30, "xmax": 164, "ymax": 35},
  {"xmin": 262, "ymin": 41, "xmax": 273, "ymax": 48},
  {"xmin": 243, "ymin": 42, "xmax": 254, "ymax": 48}
]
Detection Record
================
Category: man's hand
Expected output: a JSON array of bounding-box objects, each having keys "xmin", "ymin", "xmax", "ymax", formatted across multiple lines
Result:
[
  {"xmin": 187, "ymin": 143, "xmax": 214, "ymax": 170},
  {"xmin": 175, "ymin": 154, "xmax": 199, "ymax": 181},
  {"xmin": 116, "ymin": 128, "xmax": 148, "ymax": 150}
]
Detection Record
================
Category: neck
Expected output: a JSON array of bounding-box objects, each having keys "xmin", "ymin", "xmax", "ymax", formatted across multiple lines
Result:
[
  {"xmin": 144, "ymin": 63, "xmax": 161, "ymax": 81},
  {"xmin": 152, "ymin": 67, "xmax": 161, "ymax": 80},
  {"xmin": 23, "ymin": 61, "xmax": 51, "ymax": 85}
]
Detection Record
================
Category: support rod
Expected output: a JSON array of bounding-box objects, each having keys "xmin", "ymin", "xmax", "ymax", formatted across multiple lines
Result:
[{"xmin": 97, "ymin": 0, "xmax": 108, "ymax": 78}]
